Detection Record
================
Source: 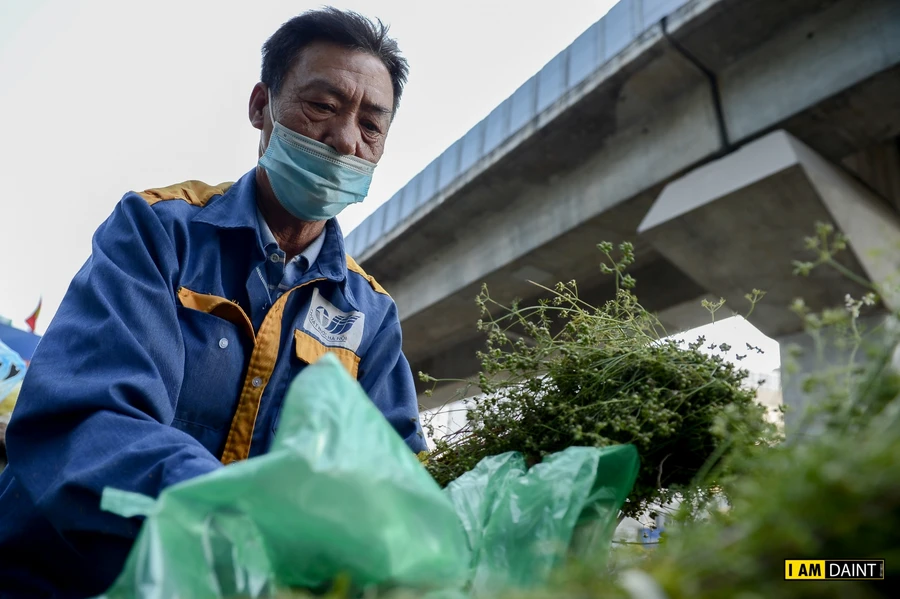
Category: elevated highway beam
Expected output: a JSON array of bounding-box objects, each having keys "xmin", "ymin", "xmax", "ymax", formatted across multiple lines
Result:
[{"xmin": 352, "ymin": 0, "xmax": 900, "ymax": 406}]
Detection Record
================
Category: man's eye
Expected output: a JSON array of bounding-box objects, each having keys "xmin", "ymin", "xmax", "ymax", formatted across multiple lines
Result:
[
  {"xmin": 311, "ymin": 102, "xmax": 334, "ymax": 112},
  {"xmin": 362, "ymin": 122, "xmax": 381, "ymax": 133}
]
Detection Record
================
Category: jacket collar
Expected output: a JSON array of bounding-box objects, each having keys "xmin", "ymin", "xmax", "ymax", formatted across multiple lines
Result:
[
  {"xmin": 192, "ymin": 169, "xmax": 260, "ymax": 232},
  {"xmin": 192, "ymin": 169, "xmax": 354, "ymax": 304}
]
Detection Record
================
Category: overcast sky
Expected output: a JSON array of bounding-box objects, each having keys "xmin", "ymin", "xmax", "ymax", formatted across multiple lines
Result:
[
  {"xmin": 0, "ymin": 0, "xmax": 628, "ymax": 332},
  {"xmin": 0, "ymin": 0, "xmax": 781, "ymax": 375}
]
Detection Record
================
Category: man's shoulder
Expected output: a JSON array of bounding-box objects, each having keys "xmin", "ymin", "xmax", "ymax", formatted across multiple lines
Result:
[
  {"xmin": 114, "ymin": 178, "xmax": 238, "ymax": 235},
  {"xmin": 136, "ymin": 180, "xmax": 235, "ymax": 210},
  {"xmin": 344, "ymin": 254, "xmax": 391, "ymax": 299},
  {"xmin": 102, "ymin": 179, "xmax": 239, "ymax": 253}
]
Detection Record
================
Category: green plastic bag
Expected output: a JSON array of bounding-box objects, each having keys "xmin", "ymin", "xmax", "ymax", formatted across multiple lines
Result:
[
  {"xmin": 96, "ymin": 353, "xmax": 639, "ymax": 598},
  {"xmin": 95, "ymin": 353, "xmax": 471, "ymax": 598},
  {"xmin": 448, "ymin": 445, "xmax": 639, "ymax": 594}
]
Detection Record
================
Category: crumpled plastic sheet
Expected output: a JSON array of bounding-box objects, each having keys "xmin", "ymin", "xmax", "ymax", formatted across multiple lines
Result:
[
  {"xmin": 448, "ymin": 444, "xmax": 639, "ymax": 594},
  {"xmin": 95, "ymin": 353, "xmax": 638, "ymax": 598},
  {"xmin": 0, "ymin": 340, "xmax": 26, "ymax": 406}
]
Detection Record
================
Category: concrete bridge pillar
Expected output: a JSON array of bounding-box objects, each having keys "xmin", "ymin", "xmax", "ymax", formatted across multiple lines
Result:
[{"xmin": 638, "ymin": 129, "xmax": 900, "ymax": 431}]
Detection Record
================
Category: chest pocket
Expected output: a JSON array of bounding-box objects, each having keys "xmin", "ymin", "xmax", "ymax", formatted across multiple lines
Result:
[
  {"xmin": 294, "ymin": 329, "xmax": 360, "ymax": 379},
  {"xmin": 177, "ymin": 287, "xmax": 255, "ymax": 340},
  {"xmin": 173, "ymin": 288, "xmax": 254, "ymax": 455}
]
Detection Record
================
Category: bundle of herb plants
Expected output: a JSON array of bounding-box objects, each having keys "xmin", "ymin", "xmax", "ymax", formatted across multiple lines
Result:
[
  {"xmin": 420, "ymin": 242, "xmax": 771, "ymax": 518},
  {"xmin": 480, "ymin": 265, "xmax": 900, "ymax": 599}
]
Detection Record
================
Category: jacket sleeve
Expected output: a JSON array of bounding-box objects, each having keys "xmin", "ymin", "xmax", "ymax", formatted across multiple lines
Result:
[
  {"xmin": 358, "ymin": 305, "xmax": 428, "ymax": 454},
  {"xmin": 6, "ymin": 194, "xmax": 222, "ymax": 567}
]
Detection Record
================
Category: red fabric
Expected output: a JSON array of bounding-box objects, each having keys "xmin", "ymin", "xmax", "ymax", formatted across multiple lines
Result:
[{"xmin": 25, "ymin": 298, "xmax": 41, "ymax": 332}]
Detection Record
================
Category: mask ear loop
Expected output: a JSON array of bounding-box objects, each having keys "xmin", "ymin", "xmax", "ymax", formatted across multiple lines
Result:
[
  {"xmin": 260, "ymin": 88, "xmax": 277, "ymax": 156},
  {"xmin": 267, "ymin": 88, "xmax": 277, "ymax": 126}
]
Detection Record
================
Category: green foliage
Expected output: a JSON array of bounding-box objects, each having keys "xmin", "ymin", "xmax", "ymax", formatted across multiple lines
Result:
[
  {"xmin": 421, "ymin": 242, "xmax": 773, "ymax": 518},
  {"xmin": 486, "ymin": 222, "xmax": 900, "ymax": 599},
  {"xmin": 489, "ymin": 333, "xmax": 900, "ymax": 599}
]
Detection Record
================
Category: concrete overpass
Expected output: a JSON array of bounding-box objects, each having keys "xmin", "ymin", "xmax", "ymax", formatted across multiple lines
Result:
[{"xmin": 345, "ymin": 0, "xmax": 900, "ymax": 415}]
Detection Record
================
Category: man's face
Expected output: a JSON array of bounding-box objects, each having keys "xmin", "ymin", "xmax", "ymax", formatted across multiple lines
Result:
[{"xmin": 252, "ymin": 40, "xmax": 395, "ymax": 164}]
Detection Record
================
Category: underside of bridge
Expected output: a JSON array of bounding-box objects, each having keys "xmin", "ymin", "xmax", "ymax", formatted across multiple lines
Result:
[{"xmin": 347, "ymin": 0, "xmax": 900, "ymax": 409}]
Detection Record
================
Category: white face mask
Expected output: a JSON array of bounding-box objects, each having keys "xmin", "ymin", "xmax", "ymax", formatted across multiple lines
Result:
[{"xmin": 258, "ymin": 90, "xmax": 376, "ymax": 221}]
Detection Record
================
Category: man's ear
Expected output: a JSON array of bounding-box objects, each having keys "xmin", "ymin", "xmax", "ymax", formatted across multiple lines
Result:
[{"xmin": 249, "ymin": 82, "xmax": 268, "ymax": 131}]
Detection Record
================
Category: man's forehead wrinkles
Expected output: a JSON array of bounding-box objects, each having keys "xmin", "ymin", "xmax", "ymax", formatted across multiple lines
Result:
[{"xmin": 295, "ymin": 77, "xmax": 347, "ymax": 98}]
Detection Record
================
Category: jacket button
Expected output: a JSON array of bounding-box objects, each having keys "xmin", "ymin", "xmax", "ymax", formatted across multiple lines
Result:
[
  {"xmin": 218, "ymin": 338, "xmax": 229, "ymax": 349},
  {"xmin": 251, "ymin": 377, "xmax": 263, "ymax": 388}
]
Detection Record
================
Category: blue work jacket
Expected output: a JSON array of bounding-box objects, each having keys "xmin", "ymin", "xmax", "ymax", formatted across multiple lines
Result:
[{"xmin": 0, "ymin": 169, "xmax": 426, "ymax": 598}]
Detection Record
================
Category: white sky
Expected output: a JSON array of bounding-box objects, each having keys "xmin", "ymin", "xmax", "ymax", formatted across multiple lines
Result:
[
  {"xmin": 0, "ymin": 0, "xmax": 623, "ymax": 332},
  {"xmin": 0, "ymin": 0, "xmax": 781, "ymax": 377}
]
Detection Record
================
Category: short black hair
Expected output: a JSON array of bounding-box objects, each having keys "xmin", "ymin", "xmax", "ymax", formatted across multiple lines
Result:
[{"xmin": 261, "ymin": 7, "xmax": 409, "ymax": 115}]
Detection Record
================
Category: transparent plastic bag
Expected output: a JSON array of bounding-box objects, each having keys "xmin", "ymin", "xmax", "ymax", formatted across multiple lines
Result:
[
  {"xmin": 448, "ymin": 444, "xmax": 639, "ymax": 594},
  {"xmin": 96, "ymin": 353, "xmax": 471, "ymax": 598}
]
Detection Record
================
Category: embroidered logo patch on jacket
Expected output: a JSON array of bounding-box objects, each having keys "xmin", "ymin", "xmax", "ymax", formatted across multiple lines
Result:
[{"xmin": 303, "ymin": 288, "xmax": 365, "ymax": 352}]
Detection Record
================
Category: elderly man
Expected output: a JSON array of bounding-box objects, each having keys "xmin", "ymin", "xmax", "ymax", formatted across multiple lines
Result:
[{"xmin": 0, "ymin": 8, "xmax": 425, "ymax": 597}]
